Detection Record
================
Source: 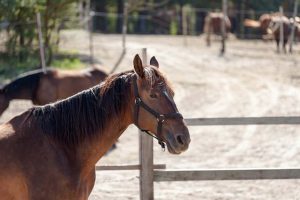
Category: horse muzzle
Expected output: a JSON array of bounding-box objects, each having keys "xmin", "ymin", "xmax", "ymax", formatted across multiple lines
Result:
[{"xmin": 165, "ymin": 130, "xmax": 190, "ymax": 154}]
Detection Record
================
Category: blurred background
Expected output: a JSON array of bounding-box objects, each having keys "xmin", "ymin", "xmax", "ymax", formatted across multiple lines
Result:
[
  {"xmin": 1, "ymin": 1, "xmax": 300, "ymax": 200},
  {"xmin": 0, "ymin": 0, "xmax": 299, "ymax": 79}
]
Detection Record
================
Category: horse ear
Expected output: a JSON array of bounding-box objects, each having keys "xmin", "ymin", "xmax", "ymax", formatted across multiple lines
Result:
[
  {"xmin": 133, "ymin": 54, "xmax": 144, "ymax": 78},
  {"xmin": 150, "ymin": 56, "xmax": 159, "ymax": 68}
]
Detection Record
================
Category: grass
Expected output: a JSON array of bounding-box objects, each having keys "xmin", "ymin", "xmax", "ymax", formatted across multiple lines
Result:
[{"xmin": 51, "ymin": 52, "xmax": 85, "ymax": 70}]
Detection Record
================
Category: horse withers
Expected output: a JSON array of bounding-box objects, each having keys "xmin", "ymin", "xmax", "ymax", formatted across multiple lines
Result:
[
  {"xmin": 0, "ymin": 55, "xmax": 190, "ymax": 200},
  {"xmin": 0, "ymin": 67, "xmax": 107, "ymax": 117}
]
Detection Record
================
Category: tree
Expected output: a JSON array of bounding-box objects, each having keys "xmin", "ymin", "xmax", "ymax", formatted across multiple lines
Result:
[{"xmin": 0, "ymin": 0, "xmax": 77, "ymax": 64}]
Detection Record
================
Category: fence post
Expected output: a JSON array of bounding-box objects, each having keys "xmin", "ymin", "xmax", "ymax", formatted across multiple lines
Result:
[
  {"xmin": 89, "ymin": 11, "xmax": 94, "ymax": 64},
  {"xmin": 220, "ymin": 0, "xmax": 227, "ymax": 55},
  {"xmin": 122, "ymin": 2, "xmax": 128, "ymax": 51},
  {"xmin": 84, "ymin": 0, "xmax": 91, "ymax": 30},
  {"xmin": 110, "ymin": 1, "xmax": 128, "ymax": 73},
  {"xmin": 289, "ymin": 0, "xmax": 299, "ymax": 53},
  {"xmin": 182, "ymin": 6, "xmax": 188, "ymax": 46},
  {"xmin": 139, "ymin": 48, "xmax": 154, "ymax": 200},
  {"xmin": 279, "ymin": 6, "xmax": 284, "ymax": 53},
  {"xmin": 36, "ymin": 12, "xmax": 46, "ymax": 73},
  {"xmin": 239, "ymin": 0, "xmax": 245, "ymax": 39}
]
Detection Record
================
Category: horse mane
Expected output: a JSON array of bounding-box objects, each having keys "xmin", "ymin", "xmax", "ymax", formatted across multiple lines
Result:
[
  {"xmin": 32, "ymin": 70, "xmax": 134, "ymax": 146},
  {"xmin": 2, "ymin": 68, "xmax": 53, "ymax": 99}
]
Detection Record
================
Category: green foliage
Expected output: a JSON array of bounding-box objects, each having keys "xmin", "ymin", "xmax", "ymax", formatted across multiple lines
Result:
[
  {"xmin": 182, "ymin": 4, "xmax": 196, "ymax": 35},
  {"xmin": 0, "ymin": 51, "xmax": 85, "ymax": 80},
  {"xmin": 128, "ymin": 11, "xmax": 139, "ymax": 33},
  {"xmin": 106, "ymin": 5, "xmax": 118, "ymax": 33},
  {"xmin": 0, "ymin": 52, "xmax": 40, "ymax": 80},
  {"xmin": 52, "ymin": 58, "xmax": 84, "ymax": 69},
  {"xmin": 0, "ymin": 0, "xmax": 78, "ymax": 66},
  {"xmin": 169, "ymin": 20, "xmax": 177, "ymax": 35},
  {"xmin": 50, "ymin": 50, "xmax": 85, "ymax": 70}
]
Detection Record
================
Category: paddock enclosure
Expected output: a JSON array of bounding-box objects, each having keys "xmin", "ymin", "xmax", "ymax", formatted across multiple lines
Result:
[{"xmin": 1, "ymin": 32, "xmax": 300, "ymax": 200}]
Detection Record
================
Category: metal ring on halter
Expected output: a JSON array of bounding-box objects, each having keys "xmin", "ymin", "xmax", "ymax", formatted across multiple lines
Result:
[
  {"xmin": 135, "ymin": 97, "xmax": 141, "ymax": 104},
  {"xmin": 157, "ymin": 114, "xmax": 165, "ymax": 122},
  {"xmin": 158, "ymin": 140, "xmax": 166, "ymax": 151}
]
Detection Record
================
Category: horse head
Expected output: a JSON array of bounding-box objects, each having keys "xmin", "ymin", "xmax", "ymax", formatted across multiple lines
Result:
[{"xmin": 132, "ymin": 55, "xmax": 190, "ymax": 154}]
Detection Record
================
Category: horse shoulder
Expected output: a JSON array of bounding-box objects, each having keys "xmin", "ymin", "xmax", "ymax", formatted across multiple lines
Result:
[
  {"xmin": 0, "ymin": 114, "xmax": 82, "ymax": 199},
  {"xmin": 0, "ymin": 112, "xmax": 34, "ymax": 200}
]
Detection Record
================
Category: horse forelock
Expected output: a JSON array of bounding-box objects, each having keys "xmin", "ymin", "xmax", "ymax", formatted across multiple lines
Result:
[{"xmin": 143, "ymin": 66, "xmax": 174, "ymax": 95}]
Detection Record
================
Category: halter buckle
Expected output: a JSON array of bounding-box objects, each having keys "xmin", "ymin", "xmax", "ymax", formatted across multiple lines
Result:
[
  {"xmin": 157, "ymin": 114, "xmax": 165, "ymax": 122},
  {"xmin": 135, "ymin": 97, "xmax": 141, "ymax": 104},
  {"xmin": 159, "ymin": 141, "xmax": 166, "ymax": 151}
]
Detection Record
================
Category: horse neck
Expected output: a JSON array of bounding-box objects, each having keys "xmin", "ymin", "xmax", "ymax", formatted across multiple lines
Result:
[
  {"xmin": 73, "ymin": 79, "xmax": 135, "ymax": 175},
  {"xmin": 76, "ymin": 112, "xmax": 132, "ymax": 176},
  {"xmin": 3, "ymin": 69, "xmax": 46, "ymax": 101}
]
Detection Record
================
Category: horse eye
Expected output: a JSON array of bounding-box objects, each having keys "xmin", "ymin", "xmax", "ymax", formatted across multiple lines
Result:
[{"xmin": 150, "ymin": 93, "xmax": 158, "ymax": 98}]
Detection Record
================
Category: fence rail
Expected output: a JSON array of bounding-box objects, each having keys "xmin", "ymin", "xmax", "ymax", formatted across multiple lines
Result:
[
  {"xmin": 185, "ymin": 116, "xmax": 300, "ymax": 126},
  {"xmin": 96, "ymin": 164, "xmax": 165, "ymax": 171},
  {"xmin": 154, "ymin": 168, "xmax": 300, "ymax": 182},
  {"xmin": 138, "ymin": 115, "xmax": 300, "ymax": 199}
]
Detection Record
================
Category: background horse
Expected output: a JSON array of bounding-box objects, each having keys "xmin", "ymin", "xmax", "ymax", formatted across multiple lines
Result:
[
  {"xmin": 203, "ymin": 12, "xmax": 231, "ymax": 46},
  {"xmin": 0, "ymin": 67, "xmax": 107, "ymax": 117},
  {"xmin": 267, "ymin": 15, "xmax": 291, "ymax": 52},
  {"xmin": 292, "ymin": 16, "xmax": 300, "ymax": 40},
  {"xmin": 244, "ymin": 13, "xmax": 281, "ymax": 36},
  {"xmin": 244, "ymin": 13, "xmax": 292, "ymax": 52},
  {"xmin": 0, "ymin": 54, "xmax": 190, "ymax": 200}
]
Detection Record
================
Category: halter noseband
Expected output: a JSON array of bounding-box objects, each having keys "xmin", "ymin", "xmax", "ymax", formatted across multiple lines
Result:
[{"xmin": 133, "ymin": 75, "xmax": 183, "ymax": 150}]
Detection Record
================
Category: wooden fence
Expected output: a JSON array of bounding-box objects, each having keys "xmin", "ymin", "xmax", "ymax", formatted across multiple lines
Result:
[
  {"xmin": 95, "ymin": 116, "xmax": 300, "ymax": 199},
  {"xmin": 92, "ymin": 48, "xmax": 300, "ymax": 200},
  {"xmin": 140, "ymin": 116, "xmax": 300, "ymax": 200}
]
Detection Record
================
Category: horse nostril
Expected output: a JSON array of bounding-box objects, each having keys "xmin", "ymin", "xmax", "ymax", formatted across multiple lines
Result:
[{"xmin": 176, "ymin": 135, "xmax": 184, "ymax": 145}]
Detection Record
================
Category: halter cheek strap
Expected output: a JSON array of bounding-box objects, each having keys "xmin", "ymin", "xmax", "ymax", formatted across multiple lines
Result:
[{"xmin": 132, "ymin": 75, "xmax": 183, "ymax": 150}]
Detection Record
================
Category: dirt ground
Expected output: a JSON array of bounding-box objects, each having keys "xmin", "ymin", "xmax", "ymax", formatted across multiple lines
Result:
[{"xmin": 1, "ymin": 31, "xmax": 300, "ymax": 199}]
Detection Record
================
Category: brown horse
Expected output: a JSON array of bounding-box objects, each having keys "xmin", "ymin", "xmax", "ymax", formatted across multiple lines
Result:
[
  {"xmin": 244, "ymin": 13, "xmax": 281, "ymax": 35},
  {"xmin": 0, "ymin": 54, "xmax": 190, "ymax": 200},
  {"xmin": 267, "ymin": 15, "xmax": 291, "ymax": 52},
  {"xmin": 203, "ymin": 12, "xmax": 231, "ymax": 46},
  {"xmin": 293, "ymin": 16, "xmax": 300, "ymax": 40},
  {"xmin": 0, "ymin": 67, "xmax": 107, "ymax": 117},
  {"xmin": 244, "ymin": 13, "xmax": 292, "ymax": 52}
]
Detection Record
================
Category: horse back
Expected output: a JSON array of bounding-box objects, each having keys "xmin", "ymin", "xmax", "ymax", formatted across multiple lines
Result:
[
  {"xmin": 34, "ymin": 68, "xmax": 107, "ymax": 104},
  {"xmin": 204, "ymin": 12, "xmax": 231, "ymax": 34},
  {"xmin": 88, "ymin": 68, "xmax": 108, "ymax": 85}
]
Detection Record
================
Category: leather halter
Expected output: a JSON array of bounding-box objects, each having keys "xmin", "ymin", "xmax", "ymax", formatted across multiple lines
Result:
[{"xmin": 133, "ymin": 75, "xmax": 183, "ymax": 150}]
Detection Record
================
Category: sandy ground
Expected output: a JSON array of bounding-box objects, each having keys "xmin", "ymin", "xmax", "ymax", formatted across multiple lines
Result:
[{"xmin": 1, "ymin": 31, "xmax": 300, "ymax": 199}]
